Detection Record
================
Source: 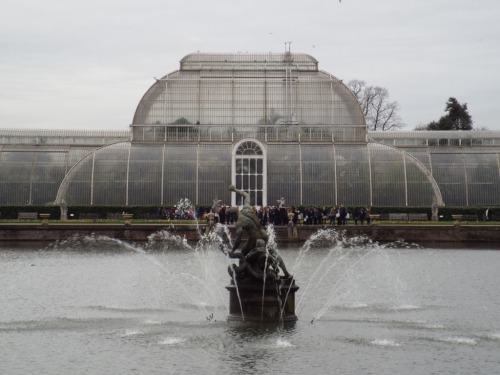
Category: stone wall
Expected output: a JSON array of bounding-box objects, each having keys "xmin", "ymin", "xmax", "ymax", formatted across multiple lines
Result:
[{"xmin": 0, "ymin": 223, "xmax": 499, "ymax": 245}]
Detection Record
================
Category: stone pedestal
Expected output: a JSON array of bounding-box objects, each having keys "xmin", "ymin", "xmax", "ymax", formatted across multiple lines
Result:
[
  {"xmin": 226, "ymin": 280, "xmax": 299, "ymax": 325},
  {"xmin": 39, "ymin": 213, "xmax": 50, "ymax": 225},
  {"xmin": 60, "ymin": 200, "xmax": 68, "ymax": 221},
  {"xmin": 122, "ymin": 213, "xmax": 133, "ymax": 225}
]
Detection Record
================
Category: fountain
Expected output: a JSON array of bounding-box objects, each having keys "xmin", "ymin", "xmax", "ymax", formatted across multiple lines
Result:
[
  {"xmin": 3, "ymin": 213, "xmax": 499, "ymax": 375},
  {"xmin": 222, "ymin": 185, "xmax": 299, "ymax": 325}
]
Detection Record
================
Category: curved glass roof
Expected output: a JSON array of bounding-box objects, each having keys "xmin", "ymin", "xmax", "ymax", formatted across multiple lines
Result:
[{"xmin": 132, "ymin": 52, "xmax": 365, "ymax": 136}]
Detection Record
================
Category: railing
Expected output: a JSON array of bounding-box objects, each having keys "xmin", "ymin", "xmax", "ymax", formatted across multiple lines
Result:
[{"xmin": 132, "ymin": 124, "xmax": 367, "ymax": 144}]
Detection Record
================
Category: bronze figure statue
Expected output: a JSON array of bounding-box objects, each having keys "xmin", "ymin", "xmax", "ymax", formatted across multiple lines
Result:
[{"xmin": 227, "ymin": 185, "xmax": 291, "ymax": 282}]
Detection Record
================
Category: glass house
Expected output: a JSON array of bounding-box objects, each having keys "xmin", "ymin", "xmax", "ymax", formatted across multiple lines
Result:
[{"xmin": 1, "ymin": 52, "xmax": 499, "ymax": 208}]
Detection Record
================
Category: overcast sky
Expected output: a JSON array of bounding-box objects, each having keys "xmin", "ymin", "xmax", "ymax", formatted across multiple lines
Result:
[{"xmin": 1, "ymin": 0, "xmax": 499, "ymax": 131}]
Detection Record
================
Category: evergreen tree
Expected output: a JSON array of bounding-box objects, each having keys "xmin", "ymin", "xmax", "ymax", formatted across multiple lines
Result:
[{"xmin": 425, "ymin": 97, "xmax": 473, "ymax": 131}]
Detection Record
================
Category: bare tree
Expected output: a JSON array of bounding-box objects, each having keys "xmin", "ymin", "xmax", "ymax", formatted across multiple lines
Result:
[{"xmin": 347, "ymin": 80, "xmax": 404, "ymax": 131}]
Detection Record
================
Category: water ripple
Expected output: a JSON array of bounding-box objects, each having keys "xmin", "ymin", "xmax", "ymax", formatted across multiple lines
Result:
[{"xmin": 370, "ymin": 338, "xmax": 401, "ymax": 347}]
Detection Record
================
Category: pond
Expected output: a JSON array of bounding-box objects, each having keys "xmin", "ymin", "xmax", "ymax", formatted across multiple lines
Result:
[{"xmin": 1, "ymin": 230, "xmax": 499, "ymax": 375}]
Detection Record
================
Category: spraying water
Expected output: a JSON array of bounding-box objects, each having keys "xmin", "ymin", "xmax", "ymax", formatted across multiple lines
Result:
[{"xmin": 45, "ymin": 226, "xmax": 420, "ymax": 324}]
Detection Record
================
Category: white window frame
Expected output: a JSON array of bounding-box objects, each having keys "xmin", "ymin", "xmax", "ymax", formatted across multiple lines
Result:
[{"xmin": 231, "ymin": 139, "xmax": 267, "ymax": 207}]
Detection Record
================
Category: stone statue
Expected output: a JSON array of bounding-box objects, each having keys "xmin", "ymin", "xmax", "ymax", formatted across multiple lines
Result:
[
  {"xmin": 225, "ymin": 186, "xmax": 299, "ymax": 324},
  {"xmin": 60, "ymin": 199, "xmax": 68, "ymax": 220},
  {"xmin": 212, "ymin": 198, "xmax": 222, "ymax": 213},
  {"xmin": 205, "ymin": 210, "xmax": 216, "ymax": 234},
  {"xmin": 227, "ymin": 185, "xmax": 291, "ymax": 282},
  {"xmin": 276, "ymin": 196, "xmax": 287, "ymax": 225},
  {"xmin": 228, "ymin": 185, "xmax": 268, "ymax": 256},
  {"xmin": 277, "ymin": 197, "xmax": 286, "ymax": 208},
  {"xmin": 431, "ymin": 201, "xmax": 439, "ymax": 222}
]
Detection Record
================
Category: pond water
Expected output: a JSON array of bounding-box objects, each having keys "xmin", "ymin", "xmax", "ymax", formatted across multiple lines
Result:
[{"xmin": 1, "ymin": 230, "xmax": 499, "ymax": 375}]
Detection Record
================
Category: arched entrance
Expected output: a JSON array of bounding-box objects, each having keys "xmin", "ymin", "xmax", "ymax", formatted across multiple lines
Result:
[{"xmin": 232, "ymin": 140, "xmax": 267, "ymax": 207}]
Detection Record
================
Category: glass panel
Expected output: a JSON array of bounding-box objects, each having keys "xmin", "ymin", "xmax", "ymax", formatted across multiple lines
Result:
[
  {"xmin": 257, "ymin": 159, "xmax": 263, "ymax": 174},
  {"xmin": 92, "ymin": 144, "xmax": 129, "ymax": 205},
  {"xmin": 128, "ymin": 145, "xmax": 163, "ymax": 205},
  {"xmin": 465, "ymin": 153, "xmax": 500, "ymax": 205},
  {"xmin": 60, "ymin": 155, "xmax": 93, "ymax": 205},
  {"xmin": 335, "ymin": 145, "xmax": 370, "ymax": 206},
  {"xmin": 301, "ymin": 145, "xmax": 335, "ymax": 206},
  {"xmin": 197, "ymin": 144, "xmax": 232, "ymax": 206},
  {"xmin": 405, "ymin": 157, "xmax": 435, "ymax": 206},
  {"xmin": 250, "ymin": 159, "xmax": 256, "ymax": 174},
  {"xmin": 31, "ymin": 151, "xmax": 68, "ymax": 204},
  {"xmin": 430, "ymin": 152, "xmax": 466, "ymax": 205},
  {"xmin": 163, "ymin": 145, "xmax": 197, "ymax": 205},
  {"xmin": 256, "ymin": 191, "xmax": 263, "ymax": 206},
  {"xmin": 250, "ymin": 175, "xmax": 256, "ymax": 190},
  {"xmin": 267, "ymin": 144, "xmax": 300, "ymax": 206},
  {"xmin": 242, "ymin": 159, "xmax": 249, "ymax": 174}
]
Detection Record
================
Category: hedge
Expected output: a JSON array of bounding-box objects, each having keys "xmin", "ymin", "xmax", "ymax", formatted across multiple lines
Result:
[{"xmin": 0, "ymin": 204, "xmax": 494, "ymax": 221}]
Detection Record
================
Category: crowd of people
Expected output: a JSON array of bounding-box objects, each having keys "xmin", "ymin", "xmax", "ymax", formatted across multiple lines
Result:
[
  {"xmin": 156, "ymin": 206, "xmax": 197, "ymax": 220},
  {"xmin": 199, "ymin": 202, "xmax": 372, "ymax": 227},
  {"xmin": 156, "ymin": 203, "xmax": 496, "ymax": 225},
  {"xmin": 155, "ymin": 196, "xmax": 373, "ymax": 227},
  {"xmin": 280, "ymin": 204, "xmax": 372, "ymax": 226},
  {"xmin": 155, "ymin": 205, "xmax": 238, "ymax": 223}
]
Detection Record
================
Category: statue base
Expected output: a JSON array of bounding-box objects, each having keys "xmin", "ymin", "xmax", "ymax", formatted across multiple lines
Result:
[{"xmin": 226, "ymin": 279, "xmax": 299, "ymax": 325}]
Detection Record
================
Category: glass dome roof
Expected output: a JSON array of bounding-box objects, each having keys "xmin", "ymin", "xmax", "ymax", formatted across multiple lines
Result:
[{"xmin": 132, "ymin": 52, "xmax": 365, "ymax": 132}]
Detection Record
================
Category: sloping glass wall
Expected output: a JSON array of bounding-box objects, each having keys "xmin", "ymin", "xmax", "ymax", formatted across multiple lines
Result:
[
  {"xmin": 300, "ymin": 144, "xmax": 337, "ymax": 206},
  {"xmin": 0, "ymin": 145, "xmax": 97, "ymax": 205},
  {"xmin": 335, "ymin": 144, "xmax": 371, "ymax": 206},
  {"xmin": 372, "ymin": 132, "xmax": 500, "ymax": 206},
  {"xmin": 4, "ymin": 135, "xmax": 498, "ymax": 208},
  {"xmin": 128, "ymin": 145, "xmax": 163, "ymax": 206},
  {"xmin": 59, "ymin": 142, "xmax": 233, "ymax": 206},
  {"xmin": 267, "ymin": 144, "xmax": 302, "ymax": 206},
  {"xmin": 430, "ymin": 149, "xmax": 500, "ymax": 206},
  {"xmin": 464, "ymin": 151, "xmax": 500, "ymax": 205},
  {"xmin": 56, "ymin": 140, "xmax": 442, "ymax": 208}
]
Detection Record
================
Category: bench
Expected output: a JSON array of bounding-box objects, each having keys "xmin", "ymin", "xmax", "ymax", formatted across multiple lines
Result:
[
  {"xmin": 388, "ymin": 213, "xmax": 408, "ymax": 221},
  {"xmin": 79, "ymin": 213, "xmax": 100, "ymax": 220},
  {"xmin": 408, "ymin": 213, "xmax": 428, "ymax": 221},
  {"xmin": 18, "ymin": 212, "xmax": 39, "ymax": 220},
  {"xmin": 106, "ymin": 212, "xmax": 122, "ymax": 219}
]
